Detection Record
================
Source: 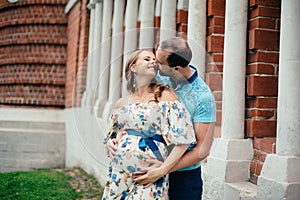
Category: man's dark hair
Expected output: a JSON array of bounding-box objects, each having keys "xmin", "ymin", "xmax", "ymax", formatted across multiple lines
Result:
[{"xmin": 160, "ymin": 37, "xmax": 192, "ymax": 68}]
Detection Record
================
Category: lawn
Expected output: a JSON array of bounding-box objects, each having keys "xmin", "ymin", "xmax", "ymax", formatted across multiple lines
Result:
[{"xmin": 0, "ymin": 168, "xmax": 103, "ymax": 200}]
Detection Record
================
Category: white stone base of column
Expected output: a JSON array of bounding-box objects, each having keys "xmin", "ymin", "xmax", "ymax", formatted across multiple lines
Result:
[
  {"xmin": 81, "ymin": 89, "xmax": 98, "ymax": 115},
  {"xmin": 257, "ymin": 154, "xmax": 300, "ymax": 200},
  {"xmin": 81, "ymin": 90, "xmax": 90, "ymax": 107},
  {"xmin": 101, "ymin": 101, "xmax": 113, "ymax": 122},
  {"xmin": 203, "ymin": 138, "xmax": 254, "ymax": 199},
  {"xmin": 82, "ymin": 89, "xmax": 97, "ymax": 107},
  {"xmin": 94, "ymin": 98, "xmax": 107, "ymax": 118},
  {"xmin": 224, "ymin": 182, "xmax": 257, "ymax": 200}
]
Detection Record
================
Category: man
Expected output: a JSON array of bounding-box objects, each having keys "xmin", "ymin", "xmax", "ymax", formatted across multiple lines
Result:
[
  {"xmin": 137, "ymin": 37, "xmax": 216, "ymax": 199},
  {"xmin": 108, "ymin": 37, "xmax": 216, "ymax": 199}
]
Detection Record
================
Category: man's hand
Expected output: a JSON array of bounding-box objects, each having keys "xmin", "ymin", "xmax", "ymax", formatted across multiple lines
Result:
[
  {"xmin": 145, "ymin": 158, "xmax": 163, "ymax": 168},
  {"xmin": 133, "ymin": 167, "xmax": 164, "ymax": 188},
  {"xmin": 106, "ymin": 138, "xmax": 118, "ymax": 159},
  {"xmin": 132, "ymin": 158, "xmax": 164, "ymax": 188}
]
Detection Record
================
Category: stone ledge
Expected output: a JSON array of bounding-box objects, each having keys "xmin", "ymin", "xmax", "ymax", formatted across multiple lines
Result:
[{"xmin": 225, "ymin": 182, "xmax": 257, "ymax": 200}]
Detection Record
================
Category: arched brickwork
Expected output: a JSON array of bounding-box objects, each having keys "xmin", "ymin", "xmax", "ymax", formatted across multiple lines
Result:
[{"xmin": 0, "ymin": 0, "xmax": 68, "ymax": 108}]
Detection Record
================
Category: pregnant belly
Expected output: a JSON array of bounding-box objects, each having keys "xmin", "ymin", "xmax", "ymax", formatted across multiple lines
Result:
[{"xmin": 111, "ymin": 135, "xmax": 152, "ymax": 172}]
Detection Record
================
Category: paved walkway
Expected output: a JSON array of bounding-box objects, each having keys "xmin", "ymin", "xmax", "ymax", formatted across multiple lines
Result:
[{"xmin": 55, "ymin": 168, "xmax": 104, "ymax": 200}]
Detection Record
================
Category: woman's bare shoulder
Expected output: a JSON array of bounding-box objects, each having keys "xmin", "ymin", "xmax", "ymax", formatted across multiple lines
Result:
[
  {"xmin": 114, "ymin": 95, "xmax": 131, "ymax": 109},
  {"xmin": 159, "ymin": 88, "xmax": 178, "ymax": 102}
]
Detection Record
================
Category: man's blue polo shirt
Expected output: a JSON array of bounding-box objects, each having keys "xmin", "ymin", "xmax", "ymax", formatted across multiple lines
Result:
[{"xmin": 157, "ymin": 65, "xmax": 216, "ymax": 171}]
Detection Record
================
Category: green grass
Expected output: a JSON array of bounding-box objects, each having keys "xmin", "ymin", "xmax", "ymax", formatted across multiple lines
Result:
[{"xmin": 0, "ymin": 169, "xmax": 80, "ymax": 200}]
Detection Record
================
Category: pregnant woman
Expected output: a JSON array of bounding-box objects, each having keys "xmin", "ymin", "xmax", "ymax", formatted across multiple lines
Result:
[{"xmin": 102, "ymin": 49, "xmax": 196, "ymax": 200}]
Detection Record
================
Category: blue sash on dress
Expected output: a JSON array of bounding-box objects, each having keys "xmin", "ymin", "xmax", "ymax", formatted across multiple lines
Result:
[
  {"xmin": 126, "ymin": 128, "xmax": 166, "ymax": 162},
  {"xmin": 126, "ymin": 128, "xmax": 166, "ymax": 187}
]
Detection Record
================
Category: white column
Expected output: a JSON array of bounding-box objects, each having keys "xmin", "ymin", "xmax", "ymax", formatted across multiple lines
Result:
[
  {"xmin": 108, "ymin": 0, "xmax": 125, "ymax": 104},
  {"xmin": 155, "ymin": 0, "xmax": 161, "ymax": 18},
  {"xmin": 122, "ymin": 0, "xmax": 139, "ymax": 97},
  {"xmin": 221, "ymin": 0, "xmax": 248, "ymax": 139},
  {"xmin": 101, "ymin": 0, "xmax": 125, "ymax": 119},
  {"xmin": 90, "ymin": 0, "xmax": 103, "ymax": 106},
  {"xmin": 94, "ymin": 0, "xmax": 112, "ymax": 117},
  {"xmin": 257, "ymin": 1, "xmax": 300, "ymax": 199},
  {"xmin": 139, "ymin": 0, "xmax": 155, "ymax": 49},
  {"xmin": 187, "ymin": 0, "xmax": 206, "ymax": 77},
  {"xmin": 160, "ymin": 0, "xmax": 176, "ymax": 41},
  {"xmin": 82, "ymin": 1, "xmax": 95, "ymax": 106},
  {"xmin": 177, "ymin": 0, "xmax": 188, "ymax": 10},
  {"xmin": 276, "ymin": 3, "xmax": 300, "ymax": 158},
  {"xmin": 204, "ymin": 1, "xmax": 253, "ymax": 199}
]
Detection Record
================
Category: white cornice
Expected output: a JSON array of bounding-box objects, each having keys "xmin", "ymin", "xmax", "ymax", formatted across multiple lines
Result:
[
  {"xmin": 7, "ymin": 0, "xmax": 21, "ymax": 3},
  {"xmin": 65, "ymin": 0, "xmax": 80, "ymax": 14}
]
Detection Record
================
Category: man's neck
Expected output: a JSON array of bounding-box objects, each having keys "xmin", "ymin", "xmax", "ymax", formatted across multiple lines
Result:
[
  {"xmin": 173, "ymin": 65, "xmax": 193, "ymax": 82},
  {"xmin": 180, "ymin": 65, "xmax": 194, "ymax": 79}
]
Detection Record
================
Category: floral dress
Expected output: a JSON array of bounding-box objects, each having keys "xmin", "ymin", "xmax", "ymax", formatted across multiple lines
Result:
[{"xmin": 102, "ymin": 100, "xmax": 196, "ymax": 200}]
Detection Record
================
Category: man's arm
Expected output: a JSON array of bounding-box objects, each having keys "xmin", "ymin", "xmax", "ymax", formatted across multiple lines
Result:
[{"xmin": 169, "ymin": 122, "xmax": 215, "ymax": 172}]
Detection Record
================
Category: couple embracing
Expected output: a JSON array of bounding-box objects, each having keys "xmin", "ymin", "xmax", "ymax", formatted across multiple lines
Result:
[{"xmin": 102, "ymin": 37, "xmax": 216, "ymax": 200}]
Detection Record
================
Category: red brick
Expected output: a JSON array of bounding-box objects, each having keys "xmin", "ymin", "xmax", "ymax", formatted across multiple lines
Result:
[
  {"xmin": 250, "ymin": 161, "xmax": 256, "ymax": 174},
  {"xmin": 247, "ymin": 109, "xmax": 276, "ymax": 119},
  {"xmin": 249, "ymin": 17, "xmax": 277, "ymax": 30},
  {"xmin": 206, "ymin": 73, "xmax": 223, "ymax": 91},
  {"xmin": 206, "ymin": 63, "xmax": 223, "ymax": 73},
  {"xmin": 208, "ymin": 26, "xmax": 224, "ymax": 35},
  {"xmin": 250, "ymin": 6, "xmax": 281, "ymax": 18},
  {"xmin": 0, "ymin": 85, "xmax": 65, "ymax": 107},
  {"xmin": 177, "ymin": 10, "xmax": 188, "ymax": 24},
  {"xmin": 65, "ymin": 0, "xmax": 89, "ymax": 108},
  {"xmin": 247, "ymin": 75, "xmax": 278, "ymax": 96},
  {"xmin": 0, "ymin": 25, "xmax": 67, "ymax": 46},
  {"xmin": 248, "ymin": 51, "xmax": 279, "ymax": 64},
  {"xmin": 246, "ymin": 97, "xmax": 278, "ymax": 109},
  {"xmin": 216, "ymin": 102, "xmax": 222, "ymax": 110},
  {"xmin": 249, "ymin": 29, "xmax": 280, "ymax": 51},
  {"xmin": 216, "ymin": 111, "xmax": 222, "ymax": 126},
  {"xmin": 250, "ymin": 173, "xmax": 258, "ymax": 184},
  {"xmin": 0, "ymin": 5, "xmax": 67, "ymax": 28},
  {"xmin": 253, "ymin": 137, "xmax": 276, "ymax": 153},
  {"xmin": 208, "ymin": 0, "xmax": 226, "ymax": 17},
  {"xmin": 246, "ymin": 120, "xmax": 277, "ymax": 137},
  {"xmin": 254, "ymin": 149, "xmax": 267, "ymax": 162},
  {"xmin": 155, "ymin": 16, "xmax": 161, "ymax": 27},
  {"xmin": 178, "ymin": 32, "xmax": 187, "ymax": 40},
  {"xmin": 255, "ymin": 161, "xmax": 263, "ymax": 175},
  {"xmin": 214, "ymin": 125, "xmax": 221, "ymax": 138},
  {"xmin": 250, "ymin": 0, "xmax": 281, "ymax": 8},
  {"xmin": 208, "ymin": 16, "xmax": 225, "ymax": 27},
  {"xmin": 247, "ymin": 63, "xmax": 276, "ymax": 75},
  {"xmin": 207, "ymin": 35, "xmax": 224, "ymax": 53},
  {"xmin": 276, "ymin": 19, "xmax": 280, "ymax": 30},
  {"xmin": 0, "ymin": 65, "xmax": 65, "ymax": 85},
  {"xmin": 0, "ymin": 1, "xmax": 67, "ymax": 108},
  {"xmin": 137, "ymin": 21, "xmax": 141, "ymax": 29},
  {"xmin": 178, "ymin": 24, "xmax": 188, "ymax": 33},
  {"xmin": 74, "ymin": 1, "xmax": 90, "ymax": 107},
  {"xmin": 209, "ymin": 53, "xmax": 224, "ymax": 63},
  {"xmin": 213, "ymin": 91, "xmax": 222, "ymax": 101}
]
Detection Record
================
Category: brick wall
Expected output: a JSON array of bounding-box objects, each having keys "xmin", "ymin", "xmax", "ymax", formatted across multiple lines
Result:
[
  {"xmin": 207, "ymin": 0, "xmax": 225, "ymax": 132},
  {"xmin": 247, "ymin": 0, "xmax": 281, "ymax": 184},
  {"xmin": 65, "ymin": 0, "xmax": 89, "ymax": 108},
  {"xmin": 176, "ymin": 9, "xmax": 188, "ymax": 39},
  {"xmin": 0, "ymin": 0, "xmax": 68, "ymax": 108}
]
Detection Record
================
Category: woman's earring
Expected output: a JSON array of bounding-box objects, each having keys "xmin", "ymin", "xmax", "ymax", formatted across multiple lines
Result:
[{"xmin": 132, "ymin": 72, "xmax": 136, "ymax": 91}]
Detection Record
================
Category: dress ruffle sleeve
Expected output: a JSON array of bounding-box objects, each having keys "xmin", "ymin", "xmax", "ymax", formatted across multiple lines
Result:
[
  {"xmin": 104, "ymin": 110, "xmax": 121, "ymax": 143},
  {"xmin": 160, "ymin": 101, "xmax": 196, "ymax": 146}
]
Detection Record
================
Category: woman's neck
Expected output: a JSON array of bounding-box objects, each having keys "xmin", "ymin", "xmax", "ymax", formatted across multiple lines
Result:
[
  {"xmin": 134, "ymin": 77, "xmax": 152, "ymax": 95},
  {"xmin": 134, "ymin": 85, "xmax": 150, "ymax": 96}
]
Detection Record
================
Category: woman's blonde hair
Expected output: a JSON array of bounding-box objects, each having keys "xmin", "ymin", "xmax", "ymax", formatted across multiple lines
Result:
[{"xmin": 125, "ymin": 49, "xmax": 169, "ymax": 102}]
